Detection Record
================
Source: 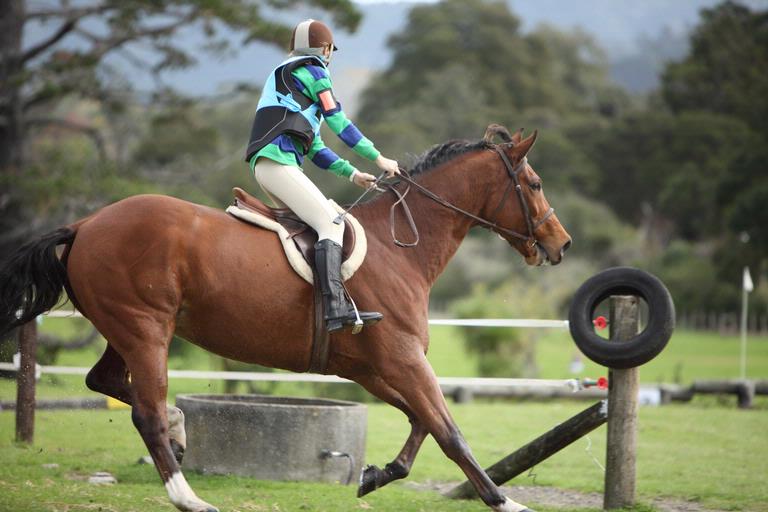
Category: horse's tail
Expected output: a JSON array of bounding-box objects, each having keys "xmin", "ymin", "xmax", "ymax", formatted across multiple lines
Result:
[{"xmin": 0, "ymin": 223, "xmax": 81, "ymax": 336}]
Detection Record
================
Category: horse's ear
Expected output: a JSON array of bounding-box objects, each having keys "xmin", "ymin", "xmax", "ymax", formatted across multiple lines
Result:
[
  {"xmin": 513, "ymin": 130, "xmax": 538, "ymax": 158},
  {"xmin": 511, "ymin": 128, "xmax": 524, "ymax": 145},
  {"xmin": 483, "ymin": 124, "xmax": 513, "ymax": 143}
]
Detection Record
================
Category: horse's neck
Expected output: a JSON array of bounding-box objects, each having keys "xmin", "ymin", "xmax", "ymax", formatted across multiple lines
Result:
[{"xmin": 360, "ymin": 153, "xmax": 488, "ymax": 286}]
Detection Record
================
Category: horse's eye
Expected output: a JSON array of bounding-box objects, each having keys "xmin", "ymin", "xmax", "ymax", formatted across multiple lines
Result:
[{"xmin": 530, "ymin": 182, "xmax": 542, "ymax": 191}]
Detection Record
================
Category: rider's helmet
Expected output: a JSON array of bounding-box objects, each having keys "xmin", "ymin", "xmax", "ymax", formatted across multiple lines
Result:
[{"xmin": 289, "ymin": 19, "xmax": 338, "ymax": 64}]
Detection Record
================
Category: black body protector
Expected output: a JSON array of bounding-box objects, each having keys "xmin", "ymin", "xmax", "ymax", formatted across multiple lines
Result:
[{"xmin": 244, "ymin": 56, "xmax": 323, "ymax": 162}]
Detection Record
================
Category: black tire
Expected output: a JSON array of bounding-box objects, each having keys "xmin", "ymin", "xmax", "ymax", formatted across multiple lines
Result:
[{"xmin": 568, "ymin": 267, "xmax": 675, "ymax": 369}]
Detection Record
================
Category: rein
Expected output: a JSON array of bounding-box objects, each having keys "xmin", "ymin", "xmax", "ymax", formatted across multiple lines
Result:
[{"xmin": 383, "ymin": 145, "xmax": 554, "ymax": 248}]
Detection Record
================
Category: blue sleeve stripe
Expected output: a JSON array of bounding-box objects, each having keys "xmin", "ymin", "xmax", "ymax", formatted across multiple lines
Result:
[
  {"xmin": 292, "ymin": 76, "xmax": 307, "ymax": 93},
  {"xmin": 306, "ymin": 65, "xmax": 328, "ymax": 81},
  {"xmin": 339, "ymin": 123, "xmax": 364, "ymax": 148},
  {"xmin": 312, "ymin": 148, "xmax": 339, "ymax": 169}
]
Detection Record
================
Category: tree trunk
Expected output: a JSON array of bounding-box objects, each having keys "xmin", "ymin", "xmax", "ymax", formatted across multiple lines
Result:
[
  {"xmin": 0, "ymin": 0, "xmax": 29, "ymax": 260},
  {"xmin": 0, "ymin": 0, "xmax": 25, "ymax": 170}
]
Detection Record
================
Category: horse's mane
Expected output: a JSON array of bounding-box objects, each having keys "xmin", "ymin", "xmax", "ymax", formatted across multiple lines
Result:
[
  {"xmin": 407, "ymin": 125, "xmax": 516, "ymax": 176},
  {"xmin": 408, "ymin": 139, "xmax": 493, "ymax": 176}
]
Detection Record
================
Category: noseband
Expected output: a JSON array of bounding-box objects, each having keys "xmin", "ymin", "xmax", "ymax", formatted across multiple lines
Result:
[
  {"xmin": 386, "ymin": 145, "xmax": 555, "ymax": 248},
  {"xmin": 489, "ymin": 146, "xmax": 555, "ymax": 247}
]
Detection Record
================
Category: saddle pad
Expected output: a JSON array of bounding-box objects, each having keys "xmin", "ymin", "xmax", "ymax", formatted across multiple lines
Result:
[{"xmin": 226, "ymin": 200, "xmax": 367, "ymax": 284}]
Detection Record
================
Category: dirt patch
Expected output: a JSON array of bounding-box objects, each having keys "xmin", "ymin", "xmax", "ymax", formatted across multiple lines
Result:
[{"xmin": 406, "ymin": 482, "xmax": 726, "ymax": 512}]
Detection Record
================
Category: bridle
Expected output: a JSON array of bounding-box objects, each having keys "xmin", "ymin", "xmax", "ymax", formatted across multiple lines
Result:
[{"xmin": 384, "ymin": 145, "xmax": 554, "ymax": 248}]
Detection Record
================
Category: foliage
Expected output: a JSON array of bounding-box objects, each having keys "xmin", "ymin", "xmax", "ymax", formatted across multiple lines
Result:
[
  {"xmin": 661, "ymin": 1, "xmax": 768, "ymax": 138},
  {"xmin": 717, "ymin": 142, "xmax": 768, "ymax": 257},
  {"xmin": 357, "ymin": 0, "xmax": 627, "ymax": 160},
  {"xmin": 451, "ymin": 263, "xmax": 595, "ymax": 378},
  {"xmin": 353, "ymin": 0, "xmax": 768, "ymax": 316},
  {"xmin": 452, "ymin": 283, "xmax": 531, "ymax": 378},
  {"xmin": 658, "ymin": 1, "xmax": 768, "ymax": 260},
  {"xmin": 647, "ymin": 240, "xmax": 737, "ymax": 313},
  {"xmin": 4, "ymin": 0, "xmax": 766, "ymax": 323},
  {"xmin": 0, "ymin": 0, "xmax": 361, "ymax": 260},
  {"xmin": 543, "ymin": 191, "xmax": 641, "ymax": 265},
  {"xmin": 583, "ymin": 110, "xmax": 758, "ymax": 240},
  {"xmin": 134, "ymin": 108, "xmax": 220, "ymax": 168}
]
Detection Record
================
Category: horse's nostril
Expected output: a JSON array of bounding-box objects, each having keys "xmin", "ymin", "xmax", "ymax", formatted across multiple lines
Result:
[{"xmin": 561, "ymin": 239, "xmax": 572, "ymax": 255}]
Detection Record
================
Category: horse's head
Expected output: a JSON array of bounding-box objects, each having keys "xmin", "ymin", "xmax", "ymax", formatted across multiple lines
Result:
[{"xmin": 481, "ymin": 125, "xmax": 572, "ymax": 266}]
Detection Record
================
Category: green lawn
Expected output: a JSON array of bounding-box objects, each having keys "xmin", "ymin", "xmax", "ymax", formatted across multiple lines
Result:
[
  {"xmin": 1, "ymin": 402, "xmax": 766, "ymax": 512},
  {"xmin": 427, "ymin": 325, "xmax": 768, "ymax": 383},
  {"xmin": 2, "ymin": 322, "xmax": 767, "ymax": 404},
  {"xmin": 2, "ymin": 319, "xmax": 768, "ymax": 511}
]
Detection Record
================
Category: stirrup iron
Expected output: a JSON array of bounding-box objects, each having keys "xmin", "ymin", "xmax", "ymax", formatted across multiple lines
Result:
[{"xmin": 346, "ymin": 292, "xmax": 364, "ymax": 335}]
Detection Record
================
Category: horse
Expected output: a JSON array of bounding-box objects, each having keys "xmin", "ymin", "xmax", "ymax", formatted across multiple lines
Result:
[{"xmin": 0, "ymin": 124, "xmax": 571, "ymax": 512}]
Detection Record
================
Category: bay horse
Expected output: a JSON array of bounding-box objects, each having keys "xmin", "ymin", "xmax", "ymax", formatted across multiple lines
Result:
[{"xmin": 0, "ymin": 125, "xmax": 571, "ymax": 512}]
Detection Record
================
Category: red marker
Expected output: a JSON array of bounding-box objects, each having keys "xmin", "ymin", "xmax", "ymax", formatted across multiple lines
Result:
[{"xmin": 593, "ymin": 315, "xmax": 608, "ymax": 330}]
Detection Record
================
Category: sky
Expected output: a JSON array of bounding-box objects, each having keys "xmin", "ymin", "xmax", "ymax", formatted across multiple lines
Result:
[{"xmin": 23, "ymin": 0, "xmax": 768, "ymax": 102}]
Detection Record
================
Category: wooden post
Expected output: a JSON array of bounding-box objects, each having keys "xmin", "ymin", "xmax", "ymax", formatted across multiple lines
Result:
[
  {"xmin": 15, "ymin": 321, "xmax": 37, "ymax": 444},
  {"xmin": 448, "ymin": 400, "xmax": 608, "ymax": 499},
  {"xmin": 603, "ymin": 296, "xmax": 640, "ymax": 509}
]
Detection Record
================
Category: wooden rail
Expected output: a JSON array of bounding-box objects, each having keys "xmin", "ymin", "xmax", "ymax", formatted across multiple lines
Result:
[{"xmin": 447, "ymin": 295, "xmax": 643, "ymax": 510}]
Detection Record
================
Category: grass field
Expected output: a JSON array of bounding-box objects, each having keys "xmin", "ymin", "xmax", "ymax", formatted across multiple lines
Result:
[
  {"xmin": 1, "ymin": 321, "xmax": 767, "ymax": 511},
  {"xmin": 2, "ymin": 321, "xmax": 767, "ymax": 402},
  {"xmin": 1, "ymin": 402, "xmax": 767, "ymax": 512}
]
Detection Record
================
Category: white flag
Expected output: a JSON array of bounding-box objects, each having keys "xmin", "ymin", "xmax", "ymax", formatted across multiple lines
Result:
[{"xmin": 743, "ymin": 267, "xmax": 754, "ymax": 293}]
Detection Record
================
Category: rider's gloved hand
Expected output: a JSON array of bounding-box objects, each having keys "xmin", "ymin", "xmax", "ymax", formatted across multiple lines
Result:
[
  {"xmin": 375, "ymin": 155, "xmax": 400, "ymax": 178},
  {"xmin": 351, "ymin": 169, "xmax": 377, "ymax": 189}
]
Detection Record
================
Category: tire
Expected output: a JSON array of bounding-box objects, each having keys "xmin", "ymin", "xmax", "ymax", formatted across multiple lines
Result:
[{"xmin": 568, "ymin": 267, "xmax": 675, "ymax": 369}]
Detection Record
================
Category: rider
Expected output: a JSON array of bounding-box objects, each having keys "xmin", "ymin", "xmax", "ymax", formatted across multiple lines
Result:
[{"xmin": 245, "ymin": 19, "xmax": 400, "ymax": 333}]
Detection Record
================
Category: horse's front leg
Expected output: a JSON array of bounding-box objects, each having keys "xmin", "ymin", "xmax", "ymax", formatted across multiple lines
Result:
[
  {"xmin": 352, "ymin": 374, "xmax": 429, "ymax": 496},
  {"xmin": 378, "ymin": 351, "xmax": 533, "ymax": 512}
]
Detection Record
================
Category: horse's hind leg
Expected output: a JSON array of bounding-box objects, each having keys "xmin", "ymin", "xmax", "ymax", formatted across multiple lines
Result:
[
  {"xmin": 93, "ymin": 318, "xmax": 216, "ymax": 512},
  {"xmin": 85, "ymin": 343, "xmax": 187, "ymax": 464},
  {"xmin": 380, "ymin": 352, "xmax": 532, "ymax": 512},
  {"xmin": 353, "ymin": 374, "xmax": 428, "ymax": 497},
  {"xmin": 86, "ymin": 344, "xmax": 132, "ymax": 404}
]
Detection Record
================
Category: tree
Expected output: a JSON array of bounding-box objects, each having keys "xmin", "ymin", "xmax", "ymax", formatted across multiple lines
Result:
[
  {"xmin": 354, "ymin": 0, "xmax": 626, "ymax": 193},
  {"xmin": 718, "ymin": 144, "xmax": 768, "ymax": 257},
  {"xmin": 661, "ymin": 1, "xmax": 768, "ymax": 139},
  {"xmin": 358, "ymin": 0, "xmax": 625, "ymax": 128},
  {"xmin": 659, "ymin": 0, "xmax": 768, "ymax": 262},
  {"xmin": 0, "ymin": 0, "xmax": 360, "ymax": 260},
  {"xmin": 584, "ymin": 110, "xmax": 758, "ymax": 241}
]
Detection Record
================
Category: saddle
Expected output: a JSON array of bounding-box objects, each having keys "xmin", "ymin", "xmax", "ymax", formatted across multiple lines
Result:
[
  {"xmin": 226, "ymin": 187, "xmax": 366, "ymax": 284},
  {"xmin": 226, "ymin": 188, "xmax": 369, "ymax": 375}
]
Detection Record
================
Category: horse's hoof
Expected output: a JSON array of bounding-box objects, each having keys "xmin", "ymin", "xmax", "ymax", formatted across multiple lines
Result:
[
  {"xmin": 492, "ymin": 498, "xmax": 534, "ymax": 512},
  {"xmin": 357, "ymin": 465, "xmax": 380, "ymax": 497}
]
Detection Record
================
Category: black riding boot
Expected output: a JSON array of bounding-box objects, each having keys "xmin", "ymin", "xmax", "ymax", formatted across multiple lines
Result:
[{"xmin": 314, "ymin": 239, "xmax": 383, "ymax": 333}]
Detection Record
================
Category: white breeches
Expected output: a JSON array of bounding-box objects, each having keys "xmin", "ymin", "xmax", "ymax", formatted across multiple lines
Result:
[{"xmin": 253, "ymin": 158, "xmax": 344, "ymax": 244}]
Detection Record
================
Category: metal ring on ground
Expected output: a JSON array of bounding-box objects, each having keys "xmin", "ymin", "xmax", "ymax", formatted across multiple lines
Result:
[{"xmin": 568, "ymin": 267, "xmax": 675, "ymax": 369}]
